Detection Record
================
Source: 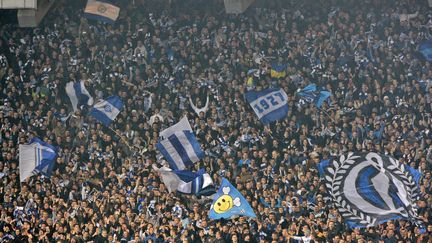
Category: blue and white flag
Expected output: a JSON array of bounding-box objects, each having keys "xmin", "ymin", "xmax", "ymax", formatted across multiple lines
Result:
[
  {"xmin": 65, "ymin": 81, "xmax": 94, "ymax": 112},
  {"xmin": 153, "ymin": 165, "xmax": 215, "ymax": 196},
  {"xmin": 90, "ymin": 96, "xmax": 123, "ymax": 127},
  {"xmin": 319, "ymin": 152, "xmax": 424, "ymax": 229},
  {"xmin": 419, "ymin": 39, "xmax": 432, "ymax": 62},
  {"xmin": 19, "ymin": 138, "xmax": 58, "ymax": 182},
  {"xmin": 245, "ymin": 88, "xmax": 288, "ymax": 124},
  {"xmin": 297, "ymin": 84, "xmax": 331, "ymax": 108},
  {"xmin": 209, "ymin": 178, "xmax": 256, "ymax": 219},
  {"xmin": 84, "ymin": 0, "xmax": 120, "ymax": 24},
  {"xmin": 156, "ymin": 130, "xmax": 204, "ymax": 170},
  {"xmin": 159, "ymin": 116, "xmax": 192, "ymax": 140}
]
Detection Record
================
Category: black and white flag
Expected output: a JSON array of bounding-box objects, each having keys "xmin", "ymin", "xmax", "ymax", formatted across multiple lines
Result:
[{"xmin": 318, "ymin": 152, "xmax": 424, "ymax": 229}]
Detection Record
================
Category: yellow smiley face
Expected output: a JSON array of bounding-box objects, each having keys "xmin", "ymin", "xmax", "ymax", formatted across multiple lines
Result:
[{"xmin": 214, "ymin": 194, "xmax": 234, "ymax": 214}]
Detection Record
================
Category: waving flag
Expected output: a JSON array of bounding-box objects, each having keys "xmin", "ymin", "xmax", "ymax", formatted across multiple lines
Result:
[
  {"xmin": 84, "ymin": 0, "xmax": 120, "ymax": 24},
  {"xmin": 318, "ymin": 152, "xmax": 424, "ymax": 229},
  {"xmin": 153, "ymin": 165, "xmax": 215, "ymax": 196},
  {"xmin": 297, "ymin": 84, "xmax": 331, "ymax": 108},
  {"xmin": 270, "ymin": 63, "xmax": 286, "ymax": 78},
  {"xmin": 245, "ymin": 88, "xmax": 288, "ymax": 124},
  {"xmin": 159, "ymin": 116, "xmax": 192, "ymax": 140},
  {"xmin": 419, "ymin": 39, "xmax": 432, "ymax": 62},
  {"xmin": 65, "ymin": 81, "xmax": 94, "ymax": 112},
  {"xmin": 157, "ymin": 117, "xmax": 203, "ymax": 170},
  {"xmin": 90, "ymin": 96, "xmax": 123, "ymax": 127},
  {"xmin": 157, "ymin": 130, "xmax": 204, "ymax": 170},
  {"xmin": 209, "ymin": 178, "xmax": 256, "ymax": 219},
  {"xmin": 19, "ymin": 138, "xmax": 58, "ymax": 182}
]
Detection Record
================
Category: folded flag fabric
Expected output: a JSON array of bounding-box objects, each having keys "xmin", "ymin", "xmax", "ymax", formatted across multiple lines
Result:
[
  {"xmin": 159, "ymin": 116, "xmax": 192, "ymax": 140},
  {"xmin": 65, "ymin": 81, "xmax": 94, "ymax": 112},
  {"xmin": 270, "ymin": 63, "xmax": 286, "ymax": 78},
  {"xmin": 156, "ymin": 130, "xmax": 204, "ymax": 170},
  {"xmin": 316, "ymin": 90, "xmax": 331, "ymax": 108},
  {"xmin": 90, "ymin": 96, "xmax": 123, "ymax": 127},
  {"xmin": 84, "ymin": 0, "xmax": 120, "ymax": 24},
  {"xmin": 209, "ymin": 178, "xmax": 256, "ymax": 219},
  {"xmin": 297, "ymin": 84, "xmax": 331, "ymax": 108},
  {"xmin": 153, "ymin": 165, "xmax": 215, "ymax": 196},
  {"xmin": 318, "ymin": 152, "xmax": 424, "ymax": 229},
  {"xmin": 419, "ymin": 39, "xmax": 432, "ymax": 62},
  {"xmin": 245, "ymin": 88, "xmax": 288, "ymax": 124},
  {"xmin": 19, "ymin": 138, "xmax": 58, "ymax": 182}
]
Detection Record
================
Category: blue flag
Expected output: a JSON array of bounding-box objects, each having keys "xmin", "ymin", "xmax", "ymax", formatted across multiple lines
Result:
[
  {"xmin": 245, "ymin": 88, "xmax": 288, "ymax": 124},
  {"xmin": 419, "ymin": 39, "xmax": 432, "ymax": 62},
  {"xmin": 297, "ymin": 84, "xmax": 331, "ymax": 108},
  {"xmin": 90, "ymin": 96, "xmax": 123, "ymax": 127},
  {"xmin": 156, "ymin": 130, "xmax": 204, "ymax": 170},
  {"xmin": 209, "ymin": 178, "xmax": 256, "ymax": 219},
  {"xmin": 19, "ymin": 138, "xmax": 58, "ymax": 182},
  {"xmin": 319, "ymin": 152, "xmax": 424, "ymax": 230}
]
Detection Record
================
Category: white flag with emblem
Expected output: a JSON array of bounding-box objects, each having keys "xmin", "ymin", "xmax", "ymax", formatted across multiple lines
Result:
[{"xmin": 90, "ymin": 96, "xmax": 123, "ymax": 127}]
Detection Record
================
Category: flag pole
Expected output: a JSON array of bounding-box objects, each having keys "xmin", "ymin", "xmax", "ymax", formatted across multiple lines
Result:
[
  {"xmin": 316, "ymin": 106, "xmax": 335, "ymax": 123},
  {"xmin": 108, "ymin": 127, "xmax": 134, "ymax": 150}
]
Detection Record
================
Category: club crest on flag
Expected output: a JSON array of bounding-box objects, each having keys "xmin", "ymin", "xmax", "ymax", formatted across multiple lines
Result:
[
  {"xmin": 90, "ymin": 96, "xmax": 123, "ymax": 127},
  {"xmin": 104, "ymin": 104, "xmax": 112, "ymax": 113},
  {"xmin": 319, "ymin": 152, "xmax": 423, "ymax": 228}
]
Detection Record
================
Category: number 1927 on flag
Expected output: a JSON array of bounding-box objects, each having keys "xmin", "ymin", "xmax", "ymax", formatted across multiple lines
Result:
[{"xmin": 245, "ymin": 88, "xmax": 289, "ymax": 124}]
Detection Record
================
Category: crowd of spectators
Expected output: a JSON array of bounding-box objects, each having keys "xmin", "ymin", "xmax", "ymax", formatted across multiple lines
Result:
[{"xmin": 1, "ymin": 0, "xmax": 432, "ymax": 242}]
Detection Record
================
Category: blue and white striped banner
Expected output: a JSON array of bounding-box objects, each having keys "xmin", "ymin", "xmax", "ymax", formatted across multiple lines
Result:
[
  {"xmin": 156, "ymin": 131, "xmax": 204, "ymax": 170},
  {"xmin": 19, "ymin": 138, "xmax": 57, "ymax": 182}
]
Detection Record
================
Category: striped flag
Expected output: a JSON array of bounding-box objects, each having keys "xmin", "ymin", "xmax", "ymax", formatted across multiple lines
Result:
[
  {"xmin": 156, "ymin": 131, "xmax": 204, "ymax": 170},
  {"xmin": 19, "ymin": 138, "xmax": 58, "ymax": 182},
  {"xmin": 84, "ymin": 0, "xmax": 120, "ymax": 24},
  {"xmin": 159, "ymin": 116, "xmax": 192, "ymax": 140}
]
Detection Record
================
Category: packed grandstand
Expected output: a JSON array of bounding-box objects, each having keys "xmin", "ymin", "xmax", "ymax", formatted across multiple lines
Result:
[{"xmin": 0, "ymin": 0, "xmax": 432, "ymax": 242}]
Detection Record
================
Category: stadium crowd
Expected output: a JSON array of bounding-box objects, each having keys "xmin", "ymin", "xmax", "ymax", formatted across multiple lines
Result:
[{"xmin": 1, "ymin": 0, "xmax": 432, "ymax": 242}]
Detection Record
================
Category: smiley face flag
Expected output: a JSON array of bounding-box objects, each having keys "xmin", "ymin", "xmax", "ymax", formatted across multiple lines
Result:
[{"xmin": 209, "ymin": 178, "xmax": 256, "ymax": 219}]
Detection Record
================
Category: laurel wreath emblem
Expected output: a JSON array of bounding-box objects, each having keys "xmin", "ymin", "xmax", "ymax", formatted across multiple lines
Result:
[{"xmin": 324, "ymin": 152, "xmax": 420, "ymax": 227}]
